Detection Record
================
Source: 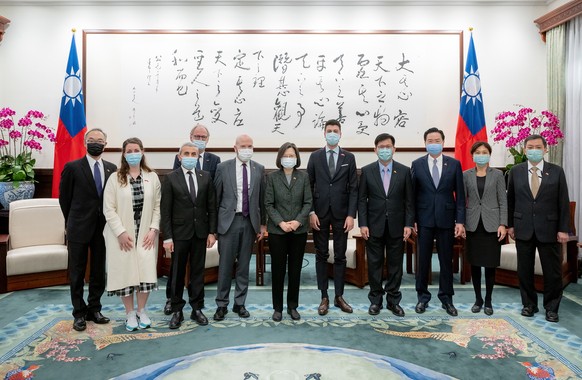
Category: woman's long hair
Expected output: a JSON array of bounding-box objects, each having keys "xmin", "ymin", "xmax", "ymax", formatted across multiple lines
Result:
[{"xmin": 117, "ymin": 137, "xmax": 153, "ymax": 186}]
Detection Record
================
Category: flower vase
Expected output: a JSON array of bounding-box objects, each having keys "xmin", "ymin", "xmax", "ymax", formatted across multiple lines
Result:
[{"xmin": 0, "ymin": 181, "xmax": 35, "ymax": 209}]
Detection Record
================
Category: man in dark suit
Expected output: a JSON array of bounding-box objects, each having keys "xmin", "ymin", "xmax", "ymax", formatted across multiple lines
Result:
[
  {"xmin": 507, "ymin": 134, "xmax": 570, "ymax": 323},
  {"xmin": 59, "ymin": 128, "xmax": 117, "ymax": 332},
  {"xmin": 161, "ymin": 142, "xmax": 217, "ymax": 329},
  {"xmin": 213, "ymin": 134, "xmax": 266, "ymax": 321},
  {"xmin": 411, "ymin": 127, "xmax": 465, "ymax": 316},
  {"xmin": 358, "ymin": 133, "xmax": 414, "ymax": 317},
  {"xmin": 165, "ymin": 123, "xmax": 221, "ymax": 315},
  {"xmin": 307, "ymin": 119, "xmax": 358, "ymax": 315}
]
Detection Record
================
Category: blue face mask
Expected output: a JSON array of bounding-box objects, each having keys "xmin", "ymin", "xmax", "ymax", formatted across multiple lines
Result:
[
  {"xmin": 325, "ymin": 132, "xmax": 340, "ymax": 146},
  {"xmin": 181, "ymin": 157, "xmax": 198, "ymax": 170},
  {"xmin": 526, "ymin": 149, "xmax": 544, "ymax": 163},
  {"xmin": 473, "ymin": 154, "xmax": 490, "ymax": 166},
  {"xmin": 192, "ymin": 139, "xmax": 206, "ymax": 151},
  {"xmin": 125, "ymin": 152, "xmax": 142, "ymax": 167},
  {"xmin": 426, "ymin": 143, "xmax": 443, "ymax": 156},
  {"xmin": 280, "ymin": 157, "xmax": 297, "ymax": 169},
  {"xmin": 377, "ymin": 148, "xmax": 393, "ymax": 162}
]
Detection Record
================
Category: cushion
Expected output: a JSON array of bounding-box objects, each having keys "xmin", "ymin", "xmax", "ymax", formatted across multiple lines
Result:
[
  {"xmin": 205, "ymin": 246, "xmax": 219, "ymax": 269},
  {"xmin": 498, "ymin": 243, "xmax": 567, "ymax": 276},
  {"xmin": 6, "ymin": 244, "xmax": 68, "ymax": 276},
  {"xmin": 8, "ymin": 199, "xmax": 65, "ymax": 249},
  {"xmin": 328, "ymin": 239, "xmax": 358, "ymax": 269}
]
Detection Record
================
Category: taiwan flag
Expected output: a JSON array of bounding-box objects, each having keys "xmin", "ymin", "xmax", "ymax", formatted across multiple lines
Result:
[
  {"xmin": 52, "ymin": 34, "xmax": 87, "ymax": 197},
  {"xmin": 455, "ymin": 33, "xmax": 488, "ymax": 171}
]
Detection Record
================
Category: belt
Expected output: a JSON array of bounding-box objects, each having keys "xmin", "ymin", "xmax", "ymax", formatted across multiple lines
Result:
[{"xmin": 235, "ymin": 212, "xmax": 244, "ymax": 216}]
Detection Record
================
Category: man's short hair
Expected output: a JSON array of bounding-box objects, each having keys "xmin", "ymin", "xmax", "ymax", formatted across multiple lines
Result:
[{"xmin": 423, "ymin": 127, "xmax": 445, "ymax": 141}]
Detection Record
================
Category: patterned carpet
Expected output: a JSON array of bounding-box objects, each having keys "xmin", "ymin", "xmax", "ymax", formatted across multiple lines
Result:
[{"xmin": 1, "ymin": 303, "xmax": 581, "ymax": 379}]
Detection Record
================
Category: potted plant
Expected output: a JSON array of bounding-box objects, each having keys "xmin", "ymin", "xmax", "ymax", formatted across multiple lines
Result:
[
  {"xmin": 0, "ymin": 107, "xmax": 56, "ymax": 209},
  {"xmin": 491, "ymin": 105, "xmax": 563, "ymax": 170}
]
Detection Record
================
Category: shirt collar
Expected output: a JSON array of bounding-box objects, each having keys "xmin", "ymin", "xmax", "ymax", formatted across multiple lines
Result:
[
  {"xmin": 86, "ymin": 154, "xmax": 102, "ymax": 166},
  {"xmin": 378, "ymin": 160, "xmax": 393, "ymax": 172},
  {"xmin": 326, "ymin": 146, "xmax": 339, "ymax": 155},
  {"xmin": 528, "ymin": 160, "xmax": 544, "ymax": 172}
]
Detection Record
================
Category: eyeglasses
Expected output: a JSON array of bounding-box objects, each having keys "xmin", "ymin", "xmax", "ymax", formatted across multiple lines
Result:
[
  {"xmin": 191, "ymin": 135, "xmax": 208, "ymax": 140},
  {"xmin": 87, "ymin": 139, "xmax": 106, "ymax": 144}
]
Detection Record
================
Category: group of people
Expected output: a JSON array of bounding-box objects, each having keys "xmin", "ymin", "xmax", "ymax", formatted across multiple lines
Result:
[{"xmin": 58, "ymin": 119, "xmax": 571, "ymax": 333}]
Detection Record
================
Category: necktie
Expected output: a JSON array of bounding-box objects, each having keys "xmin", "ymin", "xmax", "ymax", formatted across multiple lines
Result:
[
  {"xmin": 94, "ymin": 161, "xmax": 103, "ymax": 196},
  {"xmin": 383, "ymin": 168, "xmax": 391, "ymax": 195},
  {"xmin": 328, "ymin": 150, "xmax": 336, "ymax": 177},
  {"xmin": 196, "ymin": 156, "xmax": 201, "ymax": 170},
  {"xmin": 187, "ymin": 171, "xmax": 196, "ymax": 203},
  {"xmin": 530, "ymin": 167, "xmax": 540, "ymax": 198},
  {"xmin": 242, "ymin": 163, "xmax": 249, "ymax": 217},
  {"xmin": 431, "ymin": 158, "xmax": 440, "ymax": 188}
]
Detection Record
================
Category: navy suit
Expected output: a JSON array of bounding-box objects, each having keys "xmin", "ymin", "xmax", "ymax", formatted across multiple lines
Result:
[
  {"xmin": 307, "ymin": 147, "xmax": 357, "ymax": 296},
  {"xmin": 411, "ymin": 154, "xmax": 465, "ymax": 305},
  {"xmin": 59, "ymin": 156, "xmax": 117, "ymax": 318}
]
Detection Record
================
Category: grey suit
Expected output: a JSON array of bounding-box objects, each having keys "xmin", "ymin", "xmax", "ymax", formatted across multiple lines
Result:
[
  {"xmin": 463, "ymin": 167, "xmax": 508, "ymax": 233},
  {"xmin": 214, "ymin": 158, "xmax": 265, "ymax": 308}
]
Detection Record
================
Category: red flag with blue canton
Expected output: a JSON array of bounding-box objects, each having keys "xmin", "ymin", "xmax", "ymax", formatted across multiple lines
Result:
[
  {"xmin": 455, "ymin": 33, "xmax": 488, "ymax": 171},
  {"xmin": 52, "ymin": 34, "xmax": 87, "ymax": 197}
]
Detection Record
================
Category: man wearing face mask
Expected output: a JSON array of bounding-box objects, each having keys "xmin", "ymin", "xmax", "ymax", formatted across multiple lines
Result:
[
  {"xmin": 307, "ymin": 119, "xmax": 358, "ymax": 315},
  {"xmin": 165, "ymin": 123, "xmax": 221, "ymax": 315},
  {"xmin": 161, "ymin": 142, "xmax": 217, "ymax": 329},
  {"xmin": 59, "ymin": 128, "xmax": 117, "ymax": 332},
  {"xmin": 411, "ymin": 127, "xmax": 465, "ymax": 317},
  {"xmin": 358, "ymin": 133, "xmax": 414, "ymax": 317},
  {"xmin": 213, "ymin": 134, "xmax": 266, "ymax": 321},
  {"xmin": 507, "ymin": 134, "xmax": 570, "ymax": 323}
]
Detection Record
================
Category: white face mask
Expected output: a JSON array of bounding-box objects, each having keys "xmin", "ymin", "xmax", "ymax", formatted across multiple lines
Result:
[
  {"xmin": 237, "ymin": 148, "xmax": 253, "ymax": 162},
  {"xmin": 280, "ymin": 157, "xmax": 297, "ymax": 169}
]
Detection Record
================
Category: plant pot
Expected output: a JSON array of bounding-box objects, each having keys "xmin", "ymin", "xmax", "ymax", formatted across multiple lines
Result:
[{"xmin": 0, "ymin": 181, "xmax": 35, "ymax": 209}]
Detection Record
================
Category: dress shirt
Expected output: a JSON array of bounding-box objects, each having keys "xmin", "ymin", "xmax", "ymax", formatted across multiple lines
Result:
[
  {"xmin": 527, "ymin": 160, "xmax": 544, "ymax": 187},
  {"xmin": 326, "ymin": 146, "xmax": 339, "ymax": 169},
  {"xmin": 236, "ymin": 158, "xmax": 251, "ymax": 213},
  {"xmin": 181, "ymin": 166, "xmax": 198, "ymax": 196},
  {"xmin": 86, "ymin": 155, "xmax": 105, "ymax": 189},
  {"xmin": 427, "ymin": 154, "xmax": 443, "ymax": 178}
]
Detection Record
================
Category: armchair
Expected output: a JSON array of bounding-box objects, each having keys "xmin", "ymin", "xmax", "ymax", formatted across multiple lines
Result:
[
  {"xmin": 326, "ymin": 219, "xmax": 368, "ymax": 288},
  {"xmin": 0, "ymin": 198, "xmax": 69, "ymax": 293}
]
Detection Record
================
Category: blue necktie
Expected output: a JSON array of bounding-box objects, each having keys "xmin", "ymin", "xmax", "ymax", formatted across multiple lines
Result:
[
  {"xmin": 242, "ymin": 163, "xmax": 249, "ymax": 217},
  {"xmin": 196, "ymin": 157, "xmax": 201, "ymax": 170},
  {"xmin": 94, "ymin": 161, "xmax": 103, "ymax": 196}
]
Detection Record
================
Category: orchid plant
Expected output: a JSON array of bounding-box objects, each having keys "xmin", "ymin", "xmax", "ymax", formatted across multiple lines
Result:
[
  {"xmin": 491, "ymin": 106, "xmax": 563, "ymax": 170},
  {"xmin": 0, "ymin": 107, "xmax": 56, "ymax": 184}
]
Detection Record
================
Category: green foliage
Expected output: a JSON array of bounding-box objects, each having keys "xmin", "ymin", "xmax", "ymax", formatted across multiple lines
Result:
[{"xmin": 0, "ymin": 152, "xmax": 36, "ymax": 185}]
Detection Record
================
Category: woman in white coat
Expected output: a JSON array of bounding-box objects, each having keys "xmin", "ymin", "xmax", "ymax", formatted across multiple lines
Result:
[{"xmin": 104, "ymin": 137, "xmax": 161, "ymax": 331}]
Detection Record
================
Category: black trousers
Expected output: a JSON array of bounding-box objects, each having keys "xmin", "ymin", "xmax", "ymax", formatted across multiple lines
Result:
[
  {"xmin": 170, "ymin": 237, "xmax": 207, "ymax": 312},
  {"xmin": 268, "ymin": 232, "xmax": 307, "ymax": 312},
  {"xmin": 415, "ymin": 226, "xmax": 455, "ymax": 305},
  {"xmin": 516, "ymin": 234, "xmax": 562, "ymax": 312},
  {"xmin": 67, "ymin": 228, "xmax": 106, "ymax": 318},
  {"xmin": 366, "ymin": 220, "xmax": 404, "ymax": 306},
  {"xmin": 313, "ymin": 211, "xmax": 348, "ymax": 296}
]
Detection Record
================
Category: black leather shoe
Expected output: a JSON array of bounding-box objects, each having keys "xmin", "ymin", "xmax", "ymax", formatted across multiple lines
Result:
[
  {"xmin": 233, "ymin": 305, "xmax": 250, "ymax": 318},
  {"xmin": 415, "ymin": 302, "xmax": 428, "ymax": 314},
  {"xmin": 163, "ymin": 299, "xmax": 172, "ymax": 316},
  {"xmin": 387, "ymin": 303, "xmax": 405, "ymax": 317},
  {"xmin": 287, "ymin": 308, "xmax": 301, "ymax": 320},
  {"xmin": 272, "ymin": 311, "xmax": 282, "ymax": 322},
  {"xmin": 73, "ymin": 316, "xmax": 86, "ymax": 332},
  {"xmin": 442, "ymin": 303, "xmax": 458, "ymax": 317},
  {"xmin": 545, "ymin": 311, "xmax": 559, "ymax": 323},
  {"xmin": 521, "ymin": 305, "xmax": 539, "ymax": 317},
  {"xmin": 169, "ymin": 311, "xmax": 184, "ymax": 329},
  {"xmin": 213, "ymin": 307, "xmax": 228, "ymax": 321},
  {"xmin": 484, "ymin": 306, "xmax": 494, "ymax": 316},
  {"xmin": 471, "ymin": 303, "xmax": 482, "ymax": 313},
  {"xmin": 86, "ymin": 311, "xmax": 110, "ymax": 324},
  {"xmin": 191, "ymin": 309, "xmax": 208, "ymax": 326},
  {"xmin": 368, "ymin": 304, "xmax": 382, "ymax": 316}
]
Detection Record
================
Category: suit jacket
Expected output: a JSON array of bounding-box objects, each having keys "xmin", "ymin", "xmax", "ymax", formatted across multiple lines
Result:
[
  {"xmin": 411, "ymin": 154, "xmax": 465, "ymax": 228},
  {"xmin": 173, "ymin": 151, "xmax": 221, "ymax": 180},
  {"xmin": 214, "ymin": 158, "xmax": 266, "ymax": 235},
  {"xmin": 507, "ymin": 161, "xmax": 569, "ymax": 242},
  {"xmin": 306, "ymin": 147, "xmax": 358, "ymax": 220},
  {"xmin": 264, "ymin": 169, "xmax": 312, "ymax": 235},
  {"xmin": 160, "ymin": 167, "xmax": 217, "ymax": 241},
  {"xmin": 463, "ymin": 167, "xmax": 508, "ymax": 233},
  {"xmin": 358, "ymin": 160, "xmax": 414, "ymax": 238},
  {"xmin": 59, "ymin": 156, "xmax": 117, "ymax": 243}
]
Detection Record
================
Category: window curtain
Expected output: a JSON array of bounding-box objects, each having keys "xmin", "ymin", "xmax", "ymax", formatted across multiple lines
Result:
[
  {"xmin": 563, "ymin": 15, "xmax": 582, "ymax": 237},
  {"xmin": 546, "ymin": 25, "xmax": 566, "ymax": 164}
]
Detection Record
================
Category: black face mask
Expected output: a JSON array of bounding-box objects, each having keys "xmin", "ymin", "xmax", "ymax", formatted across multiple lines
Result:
[{"xmin": 86, "ymin": 142, "xmax": 105, "ymax": 157}]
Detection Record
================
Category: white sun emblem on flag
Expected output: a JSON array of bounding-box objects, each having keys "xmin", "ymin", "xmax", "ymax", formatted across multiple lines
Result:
[
  {"xmin": 462, "ymin": 65, "xmax": 482, "ymax": 105},
  {"xmin": 62, "ymin": 67, "xmax": 83, "ymax": 106}
]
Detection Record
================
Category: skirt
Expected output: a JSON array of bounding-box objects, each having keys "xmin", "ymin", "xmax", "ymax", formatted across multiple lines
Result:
[{"xmin": 465, "ymin": 219, "xmax": 501, "ymax": 268}]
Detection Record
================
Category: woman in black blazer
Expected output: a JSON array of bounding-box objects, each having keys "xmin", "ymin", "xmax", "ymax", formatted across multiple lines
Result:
[
  {"xmin": 462, "ymin": 142, "xmax": 507, "ymax": 315},
  {"xmin": 264, "ymin": 142, "xmax": 313, "ymax": 322}
]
